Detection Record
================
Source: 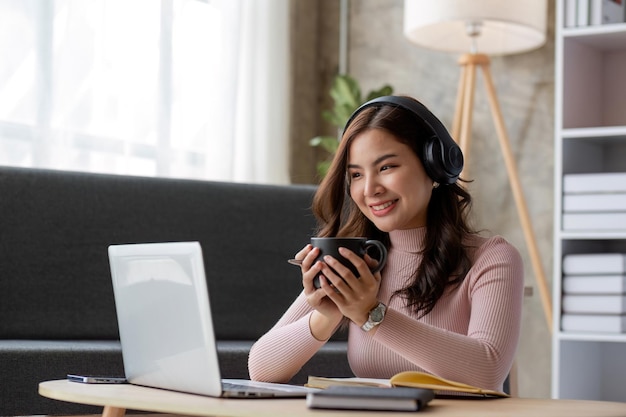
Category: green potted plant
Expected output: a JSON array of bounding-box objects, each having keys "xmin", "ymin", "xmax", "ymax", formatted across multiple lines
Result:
[{"xmin": 310, "ymin": 74, "xmax": 393, "ymax": 178}]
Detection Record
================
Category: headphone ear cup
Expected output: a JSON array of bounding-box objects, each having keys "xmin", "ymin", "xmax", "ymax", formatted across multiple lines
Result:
[
  {"xmin": 423, "ymin": 136, "xmax": 463, "ymax": 185},
  {"xmin": 422, "ymin": 137, "xmax": 447, "ymax": 184},
  {"xmin": 446, "ymin": 144, "xmax": 464, "ymax": 181}
]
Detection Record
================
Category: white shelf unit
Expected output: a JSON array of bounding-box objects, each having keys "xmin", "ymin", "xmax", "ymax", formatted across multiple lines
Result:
[{"xmin": 552, "ymin": 1, "xmax": 626, "ymax": 401}]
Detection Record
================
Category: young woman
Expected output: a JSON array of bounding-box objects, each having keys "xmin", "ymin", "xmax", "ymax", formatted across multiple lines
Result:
[{"xmin": 248, "ymin": 95, "xmax": 524, "ymax": 392}]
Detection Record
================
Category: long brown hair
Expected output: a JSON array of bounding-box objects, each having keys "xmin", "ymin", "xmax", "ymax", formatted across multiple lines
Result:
[{"xmin": 312, "ymin": 97, "xmax": 475, "ymax": 317}]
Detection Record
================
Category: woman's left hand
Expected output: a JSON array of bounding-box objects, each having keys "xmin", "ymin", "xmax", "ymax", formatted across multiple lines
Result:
[{"xmin": 317, "ymin": 246, "xmax": 382, "ymax": 327}]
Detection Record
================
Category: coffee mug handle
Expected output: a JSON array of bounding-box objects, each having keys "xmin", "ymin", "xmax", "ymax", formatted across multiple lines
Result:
[{"xmin": 364, "ymin": 240, "xmax": 387, "ymax": 273}]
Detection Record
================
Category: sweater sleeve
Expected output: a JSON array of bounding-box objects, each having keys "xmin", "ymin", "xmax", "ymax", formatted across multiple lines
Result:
[
  {"xmin": 370, "ymin": 237, "xmax": 524, "ymax": 390},
  {"xmin": 247, "ymin": 291, "xmax": 328, "ymax": 383}
]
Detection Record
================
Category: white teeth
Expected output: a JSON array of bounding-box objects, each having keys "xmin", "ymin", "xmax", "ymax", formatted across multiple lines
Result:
[{"xmin": 372, "ymin": 201, "xmax": 394, "ymax": 211}]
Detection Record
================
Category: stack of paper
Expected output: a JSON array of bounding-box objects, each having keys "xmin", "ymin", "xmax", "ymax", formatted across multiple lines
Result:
[
  {"xmin": 562, "ymin": 172, "xmax": 626, "ymax": 232},
  {"xmin": 561, "ymin": 253, "xmax": 626, "ymax": 333}
]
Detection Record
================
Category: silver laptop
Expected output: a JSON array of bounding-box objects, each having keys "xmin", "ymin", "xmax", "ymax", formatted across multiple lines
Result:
[{"xmin": 108, "ymin": 241, "xmax": 314, "ymax": 398}]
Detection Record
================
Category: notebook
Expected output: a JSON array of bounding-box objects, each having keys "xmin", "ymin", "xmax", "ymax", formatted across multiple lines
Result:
[{"xmin": 108, "ymin": 241, "xmax": 315, "ymax": 398}]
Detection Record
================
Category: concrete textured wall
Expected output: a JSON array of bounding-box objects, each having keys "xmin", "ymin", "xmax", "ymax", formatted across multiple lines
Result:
[{"xmin": 289, "ymin": 0, "xmax": 555, "ymax": 399}]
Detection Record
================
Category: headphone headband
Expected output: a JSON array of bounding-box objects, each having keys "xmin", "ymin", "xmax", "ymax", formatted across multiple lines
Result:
[{"xmin": 344, "ymin": 95, "xmax": 463, "ymax": 185}]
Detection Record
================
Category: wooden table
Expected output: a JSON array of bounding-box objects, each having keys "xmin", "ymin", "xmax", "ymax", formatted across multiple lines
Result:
[{"xmin": 39, "ymin": 380, "xmax": 626, "ymax": 417}]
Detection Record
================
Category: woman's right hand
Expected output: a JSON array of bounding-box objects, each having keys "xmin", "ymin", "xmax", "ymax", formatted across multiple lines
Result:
[{"xmin": 294, "ymin": 244, "xmax": 343, "ymax": 339}]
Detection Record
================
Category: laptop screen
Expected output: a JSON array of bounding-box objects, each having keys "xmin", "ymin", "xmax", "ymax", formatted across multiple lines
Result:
[{"xmin": 108, "ymin": 241, "xmax": 223, "ymax": 397}]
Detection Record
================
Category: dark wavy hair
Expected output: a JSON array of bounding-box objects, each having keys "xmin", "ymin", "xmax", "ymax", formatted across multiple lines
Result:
[{"xmin": 312, "ymin": 97, "xmax": 475, "ymax": 317}]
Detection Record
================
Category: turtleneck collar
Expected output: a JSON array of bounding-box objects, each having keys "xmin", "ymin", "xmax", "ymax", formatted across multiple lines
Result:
[{"xmin": 389, "ymin": 227, "xmax": 427, "ymax": 254}]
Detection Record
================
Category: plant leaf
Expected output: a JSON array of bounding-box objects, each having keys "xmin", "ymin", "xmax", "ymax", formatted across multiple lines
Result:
[
  {"xmin": 331, "ymin": 75, "xmax": 361, "ymax": 108},
  {"xmin": 329, "ymin": 75, "xmax": 362, "ymax": 125},
  {"xmin": 310, "ymin": 135, "xmax": 340, "ymax": 154},
  {"xmin": 316, "ymin": 160, "xmax": 332, "ymax": 179},
  {"xmin": 310, "ymin": 74, "xmax": 395, "ymax": 180},
  {"xmin": 365, "ymin": 85, "xmax": 394, "ymax": 102}
]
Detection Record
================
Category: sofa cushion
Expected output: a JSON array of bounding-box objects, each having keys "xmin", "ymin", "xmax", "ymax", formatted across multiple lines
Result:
[{"xmin": 0, "ymin": 167, "xmax": 318, "ymax": 340}]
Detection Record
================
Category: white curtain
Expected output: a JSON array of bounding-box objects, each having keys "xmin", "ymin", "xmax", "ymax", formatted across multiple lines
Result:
[
  {"xmin": 212, "ymin": 0, "xmax": 291, "ymax": 184},
  {"xmin": 0, "ymin": 0, "xmax": 291, "ymax": 184}
]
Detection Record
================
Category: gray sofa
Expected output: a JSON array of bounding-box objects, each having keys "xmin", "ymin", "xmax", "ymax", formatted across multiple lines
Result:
[{"xmin": 0, "ymin": 166, "xmax": 351, "ymax": 416}]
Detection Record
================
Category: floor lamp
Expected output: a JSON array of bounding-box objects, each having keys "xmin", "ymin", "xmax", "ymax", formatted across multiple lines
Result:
[{"xmin": 403, "ymin": 1, "xmax": 552, "ymax": 333}]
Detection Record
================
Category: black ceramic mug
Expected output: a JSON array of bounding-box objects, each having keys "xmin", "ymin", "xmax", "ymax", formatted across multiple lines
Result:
[{"xmin": 310, "ymin": 237, "xmax": 387, "ymax": 289}]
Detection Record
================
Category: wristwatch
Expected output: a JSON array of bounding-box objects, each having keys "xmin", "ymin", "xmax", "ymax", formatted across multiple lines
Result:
[{"xmin": 361, "ymin": 302, "xmax": 386, "ymax": 332}]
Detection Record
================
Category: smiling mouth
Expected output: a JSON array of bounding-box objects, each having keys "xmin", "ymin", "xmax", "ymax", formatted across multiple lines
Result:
[{"xmin": 371, "ymin": 200, "xmax": 396, "ymax": 211}]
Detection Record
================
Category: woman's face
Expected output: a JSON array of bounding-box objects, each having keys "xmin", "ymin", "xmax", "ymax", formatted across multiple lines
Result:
[{"xmin": 347, "ymin": 128, "xmax": 434, "ymax": 232}]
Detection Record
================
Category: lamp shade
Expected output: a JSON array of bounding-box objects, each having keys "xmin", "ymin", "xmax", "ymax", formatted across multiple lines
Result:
[{"xmin": 403, "ymin": 0, "xmax": 547, "ymax": 56}]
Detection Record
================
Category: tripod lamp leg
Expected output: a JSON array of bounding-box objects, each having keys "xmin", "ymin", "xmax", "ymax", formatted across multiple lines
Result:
[{"xmin": 480, "ymin": 64, "xmax": 553, "ymax": 333}]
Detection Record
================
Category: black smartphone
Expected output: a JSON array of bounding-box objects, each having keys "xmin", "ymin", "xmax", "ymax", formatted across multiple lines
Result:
[{"xmin": 67, "ymin": 374, "xmax": 127, "ymax": 384}]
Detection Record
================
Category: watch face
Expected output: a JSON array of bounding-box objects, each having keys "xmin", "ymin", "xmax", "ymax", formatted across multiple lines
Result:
[{"xmin": 371, "ymin": 305, "xmax": 384, "ymax": 322}]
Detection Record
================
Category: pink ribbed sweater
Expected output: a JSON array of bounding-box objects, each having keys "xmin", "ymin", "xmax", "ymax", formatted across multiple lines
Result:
[{"xmin": 248, "ymin": 227, "xmax": 524, "ymax": 391}]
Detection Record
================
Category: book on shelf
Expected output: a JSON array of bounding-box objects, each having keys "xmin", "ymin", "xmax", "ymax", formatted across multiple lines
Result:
[
  {"xmin": 562, "ymin": 294, "xmax": 626, "ymax": 314},
  {"xmin": 305, "ymin": 385, "xmax": 434, "ymax": 412},
  {"xmin": 563, "ymin": 275, "xmax": 626, "ymax": 294},
  {"xmin": 563, "ymin": 172, "xmax": 626, "ymax": 194},
  {"xmin": 565, "ymin": 0, "xmax": 578, "ymax": 27},
  {"xmin": 563, "ymin": 253, "xmax": 626, "ymax": 275},
  {"xmin": 562, "ymin": 313, "xmax": 626, "ymax": 333},
  {"xmin": 563, "ymin": 192, "xmax": 626, "ymax": 212},
  {"xmin": 306, "ymin": 371, "xmax": 509, "ymax": 398},
  {"xmin": 563, "ymin": 212, "xmax": 626, "ymax": 231},
  {"xmin": 577, "ymin": 0, "xmax": 590, "ymax": 25},
  {"xmin": 590, "ymin": 0, "xmax": 626, "ymax": 25}
]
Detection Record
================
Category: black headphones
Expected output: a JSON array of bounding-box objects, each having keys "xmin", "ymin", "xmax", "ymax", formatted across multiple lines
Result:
[{"xmin": 344, "ymin": 95, "xmax": 464, "ymax": 185}]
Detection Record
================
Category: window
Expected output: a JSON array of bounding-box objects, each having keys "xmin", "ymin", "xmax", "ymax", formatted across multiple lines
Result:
[{"xmin": 0, "ymin": 0, "xmax": 290, "ymax": 184}]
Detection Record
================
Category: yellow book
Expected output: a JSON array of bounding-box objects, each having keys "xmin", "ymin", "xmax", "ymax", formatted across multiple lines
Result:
[
  {"xmin": 306, "ymin": 371, "xmax": 509, "ymax": 398},
  {"xmin": 390, "ymin": 371, "xmax": 509, "ymax": 398}
]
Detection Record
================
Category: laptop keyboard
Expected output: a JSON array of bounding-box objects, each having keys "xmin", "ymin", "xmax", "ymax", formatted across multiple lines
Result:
[{"xmin": 221, "ymin": 379, "xmax": 314, "ymax": 398}]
